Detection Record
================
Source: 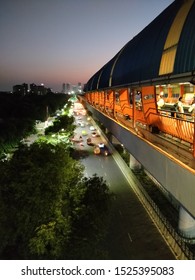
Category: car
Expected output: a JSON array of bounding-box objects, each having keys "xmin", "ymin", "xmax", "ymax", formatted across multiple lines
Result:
[
  {"xmin": 99, "ymin": 143, "xmax": 110, "ymax": 156},
  {"xmin": 93, "ymin": 146, "xmax": 101, "ymax": 155},
  {"xmin": 71, "ymin": 135, "xmax": 83, "ymax": 142},
  {"xmin": 103, "ymin": 148, "xmax": 109, "ymax": 156},
  {"xmin": 82, "ymin": 130, "xmax": 88, "ymax": 136},
  {"xmin": 98, "ymin": 143, "xmax": 105, "ymax": 148},
  {"xmin": 89, "ymin": 126, "xmax": 96, "ymax": 131},
  {"xmin": 91, "ymin": 132, "xmax": 99, "ymax": 137},
  {"xmin": 94, "ymin": 143, "xmax": 110, "ymax": 156}
]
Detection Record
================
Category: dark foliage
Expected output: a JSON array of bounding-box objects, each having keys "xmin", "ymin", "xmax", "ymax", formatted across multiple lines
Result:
[
  {"xmin": 0, "ymin": 142, "xmax": 111, "ymax": 260},
  {"xmin": 0, "ymin": 92, "xmax": 69, "ymax": 155}
]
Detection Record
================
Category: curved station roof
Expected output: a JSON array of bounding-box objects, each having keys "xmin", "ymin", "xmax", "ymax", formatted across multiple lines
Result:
[{"xmin": 85, "ymin": 0, "xmax": 195, "ymax": 92}]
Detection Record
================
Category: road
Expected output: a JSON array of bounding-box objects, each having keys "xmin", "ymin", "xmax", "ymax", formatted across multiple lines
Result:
[{"xmin": 73, "ymin": 114, "xmax": 175, "ymax": 260}]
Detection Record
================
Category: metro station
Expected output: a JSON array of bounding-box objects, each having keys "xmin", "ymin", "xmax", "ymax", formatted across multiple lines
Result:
[{"xmin": 81, "ymin": 0, "xmax": 195, "ymax": 244}]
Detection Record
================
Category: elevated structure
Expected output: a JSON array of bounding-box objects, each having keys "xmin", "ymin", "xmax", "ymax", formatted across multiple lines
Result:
[
  {"xmin": 85, "ymin": 0, "xmax": 195, "ymax": 91},
  {"xmin": 83, "ymin": 0, "xmax": 195, "ymax": 240}
]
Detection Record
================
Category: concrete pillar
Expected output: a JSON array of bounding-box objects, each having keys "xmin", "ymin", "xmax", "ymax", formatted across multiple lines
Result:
[
  {"xmin": 111, "ymin": 135, "xmax": 120, "ymax": 144},
  {"xmin": 129, "ymin": 154, "xmax": 141, "ymax": 170},
  {"xmin": 178, "ymin": 206, "xmax": 195, "ymax": 239}
]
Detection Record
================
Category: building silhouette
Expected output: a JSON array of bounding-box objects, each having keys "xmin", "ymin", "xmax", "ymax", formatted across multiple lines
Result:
[{"xmin": 62, "ymin": 82, "xmax": 83, "ymax": 94}]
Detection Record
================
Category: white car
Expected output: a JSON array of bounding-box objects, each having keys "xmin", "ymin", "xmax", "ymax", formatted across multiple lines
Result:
[
  {"xmin": 89, "ymin": 126, "xmax": 96, "ymax": 131},
  {"xmin": 98, "ymin": 143, "xmax": 105, "ymax": 148}
]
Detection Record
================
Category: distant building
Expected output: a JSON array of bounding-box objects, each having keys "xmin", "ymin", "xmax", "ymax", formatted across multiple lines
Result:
[
  {"xmin": 77, "ymin": 82, "xmax": 83, "ymax": 94},
  {"xmin": 62, "ymin": 83, "xmax": 65, "ymax": 93},
  {"xmin": 30, "ymin": 83, "xmax": 38, "ymax": 95},
  {"xmin": 62, "ymin": 82, "xmax": 83, "ymax": 94},
  {"xmin": 66, "ymin": 83, "xmax": 71, "ymax": 94},
  {"xmin": 12, "ymin": 82, "xmax": 53, "ymax": 95},
  {"xmin": 13, "ymin": 83, "xmax": 28, "ymax": 95},
  {"xmin": 30, "ymin": 83, "xmax": 47, "ymax": 95},
  {"xmin": 37, "ymin": 84, "xmax": 47, "ymax": 95}
]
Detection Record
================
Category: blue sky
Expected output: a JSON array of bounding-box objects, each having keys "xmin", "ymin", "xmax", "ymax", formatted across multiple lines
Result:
[{"xmin": 0, "ymin": 0, "xmax": 173, "ymax": 91}]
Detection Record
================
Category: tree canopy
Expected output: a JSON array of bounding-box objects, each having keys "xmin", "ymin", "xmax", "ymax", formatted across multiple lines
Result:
[
  {"xmin": 45, "ymin": 114, "xmax": 75, "ymax": 136},
  {"xmin": 0, "ymin": 140, "xmax": 111, "ymax": 259},
  {"xmin": 0, "ymin": 93, "xmax": 69, "ymax": 156}
]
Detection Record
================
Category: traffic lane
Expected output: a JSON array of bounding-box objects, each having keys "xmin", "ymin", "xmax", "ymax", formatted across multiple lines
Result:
[
  {"xmin": 81, "ymin": 153, "xmax": 109, "ymax": 176},
  {"xmin": 74, "ymin": 115, "xmax": 101, "ymax": 141},
  {"xmin": 73, "ymin": 115, "xmax": 175, "ymax": 259},
  {"xmin": 79, "ymin": 145, "xmax": 175, "ymax": 259},
  {"xmin": 95, "ymin": 155, "xmax": 175, "ymax": 259}
]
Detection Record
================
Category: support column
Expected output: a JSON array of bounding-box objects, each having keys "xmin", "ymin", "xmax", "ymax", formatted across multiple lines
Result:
[
  {"xmin": 178, "ymin": 206, "xmax": 195, "ymax": 239},
  {"xmin": 129, "ymin": 154, "xmax": 141, "ymax": 170},
  {"xmin": 105, "ymin": 128, "xmax": 109, "ymax": 134}
]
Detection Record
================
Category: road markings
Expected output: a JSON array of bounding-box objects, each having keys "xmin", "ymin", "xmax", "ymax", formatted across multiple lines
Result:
[{"xmin": 128, "ymin": 232, "xmax": 133, "ymax": 242}]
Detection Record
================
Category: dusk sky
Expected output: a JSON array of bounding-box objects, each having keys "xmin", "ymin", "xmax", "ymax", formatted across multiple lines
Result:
[{"xmin": 0, "ymin": 0, "xmax": 174, "ymax": 92}]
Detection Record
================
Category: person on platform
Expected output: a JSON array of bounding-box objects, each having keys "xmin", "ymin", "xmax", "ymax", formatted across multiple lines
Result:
[
  {"xmin": 176, "ymin": 96, "xmax": 184, "ymax": 118},
  {"xmin": 188, "ymin": 97, "xmax": 195, "ymax": 120},
  {"xmin": 157, "ymin": 92, "xmax": 165, "ymax": 110}
]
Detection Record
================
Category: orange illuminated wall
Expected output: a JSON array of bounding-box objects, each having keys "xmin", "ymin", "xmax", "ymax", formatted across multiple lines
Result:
[
  {"xmin": 105, "ymin": 90, "xmax": 114, "ymax": 110},
  {"xmin": 119, "ymin": 88, "xmax": 133, "ymax": 118}
]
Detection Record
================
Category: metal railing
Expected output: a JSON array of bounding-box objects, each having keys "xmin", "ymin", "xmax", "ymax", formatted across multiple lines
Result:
[{"xmin": 157, "ymin": 112, "xmax": 194, "ymax": 144}]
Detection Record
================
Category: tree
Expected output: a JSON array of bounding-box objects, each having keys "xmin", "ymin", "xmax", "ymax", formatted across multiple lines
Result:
[
  {"xmin": 0, "ymin": 141, "xmax": 111, "ymax": 259},
  {"xmin": 0, "ymin": 92, "xmax": 70, "ymax": 156},
  {"xmin": 29, "ymin": 174, "xmax": 111, "ymax": 260},
  {"xmin": 45, "ymin": 114, "xmax": 75, "ymax": 136},
  {"xmin": 66, "ymin": 174, "xmax": 111, "ymax": 259},
  {"xmin": 0, "ymin": 141, "xmax": 83, "ymax": 259}
]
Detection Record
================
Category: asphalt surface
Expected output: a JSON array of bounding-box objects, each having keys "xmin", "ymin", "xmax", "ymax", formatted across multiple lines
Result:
[{"xmin": 73, "ymin": 114, "xmax": 175, "ymax": 260}]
